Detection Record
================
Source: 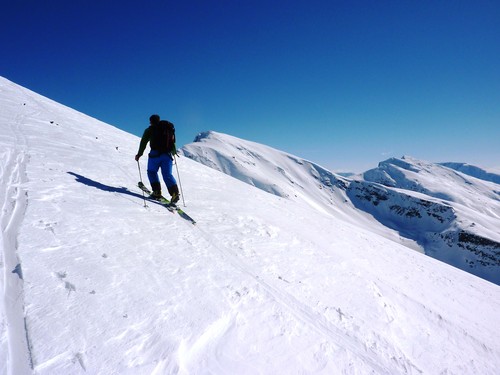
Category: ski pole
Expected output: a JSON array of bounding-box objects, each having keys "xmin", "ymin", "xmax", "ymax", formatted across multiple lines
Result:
[
  {"xmin": 137, "ymin": 160, "xmax": 147, "ymax": 207},
  {"xmin": 173, "ymin": 154, "xmax": 186, "ymax": 207}
]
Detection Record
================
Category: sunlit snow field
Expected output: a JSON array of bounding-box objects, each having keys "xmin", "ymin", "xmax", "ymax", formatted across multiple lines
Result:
[{"xmin": 1, "ymin": 77, "xmax": 499, "ymax": 374}]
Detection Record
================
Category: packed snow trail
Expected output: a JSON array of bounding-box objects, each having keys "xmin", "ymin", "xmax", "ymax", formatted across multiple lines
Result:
[{"xmin": 0, "ymin": 106, "xmax": 33, "ymax": 374}]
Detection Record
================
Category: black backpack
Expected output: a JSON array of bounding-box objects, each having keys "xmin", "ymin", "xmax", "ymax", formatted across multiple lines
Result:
[{"xmin": 150, "ymin": 120, "xmax": 175, "ymax": 154}]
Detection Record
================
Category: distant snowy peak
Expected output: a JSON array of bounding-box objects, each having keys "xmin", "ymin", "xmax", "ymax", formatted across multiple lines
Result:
[
  {"xmin": 363, "ymin": 156, "xmax": 500, "ymax": 205},
  {"xmin": 359, "ymin": 156, "xmax": 500, "ymax": 283},
  {"xmin": 181, "ymin": 131, "xmax": 348, "ymax": 203},
  {"xmin": 192, "ymin": 130, "xmax": 225, "ymax": 144},
  {"xmin": 440, "ymin": 162, "xmax": 500, "ymax": 185}
]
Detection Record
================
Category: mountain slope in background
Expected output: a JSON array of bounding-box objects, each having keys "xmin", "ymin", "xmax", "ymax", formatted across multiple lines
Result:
[
  {"xmin": 181, "ymin": 132, "xmax": 408, "ymax": 242},
  {"xmin": 439, "ymin": 162, "xmax": 500, "ymax": 185},
  {"xmin": 182, "ymin": 133, "xmax": 500, "ymax": 285},
  {"xmin": 361, "ymin": 157, "xmax": 500, "ymax": 283},
  {"xmin": 1, "ymin": 76, "xmax": 500, "ymax": 374}
]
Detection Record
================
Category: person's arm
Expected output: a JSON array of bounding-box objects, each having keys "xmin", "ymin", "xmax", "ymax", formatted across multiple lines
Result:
[{"xmin": 135, "ymin": 127, "xmax": 151, "ymax": 160}]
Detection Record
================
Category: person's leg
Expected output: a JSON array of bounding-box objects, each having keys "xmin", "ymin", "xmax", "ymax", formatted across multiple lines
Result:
[
  {"xmin": 159, "ymin": 155, "xmax": 179, "ymax": 201},
  {"xmin": 167, "ymin": 184, "xmax": 180, "ymax": 203},
  {"xmin": 147, "ymin": 156, "xmax": 162, "ymax": 195}
]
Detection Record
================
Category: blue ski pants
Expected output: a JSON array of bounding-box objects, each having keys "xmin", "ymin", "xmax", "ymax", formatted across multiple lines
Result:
[{"xmin": 147, "ymin": 151, "xmax": 177, "ymax": 189}]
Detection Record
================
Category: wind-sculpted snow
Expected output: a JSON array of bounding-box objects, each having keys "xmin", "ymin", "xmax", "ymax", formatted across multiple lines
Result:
[{"xmin": 1, "ymin": 76, "xmax": 500, "ymax": 374}]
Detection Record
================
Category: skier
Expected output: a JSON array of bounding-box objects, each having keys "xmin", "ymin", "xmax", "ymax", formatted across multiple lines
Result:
[{"xmin": 135, "ymin": 114, "xmax": 180, "ymax": 203}]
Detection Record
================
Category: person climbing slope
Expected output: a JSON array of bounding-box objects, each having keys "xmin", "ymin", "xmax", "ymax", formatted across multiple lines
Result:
[{"xmin": 135, "ymin": 114, "xmax": 180, "ymax": 203}]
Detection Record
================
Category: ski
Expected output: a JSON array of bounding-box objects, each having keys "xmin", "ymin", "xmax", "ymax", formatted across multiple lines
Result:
[
  {"xmin": 138, "ymin": 182, "xmax": 175, "ymax": 211},
  {"xmin": 137, "ymin": 182, "xmax": 196, "ymax": 225},
  {"xmin": 173, "ymin": 206, "xmax": 196, "ymax": 225}
]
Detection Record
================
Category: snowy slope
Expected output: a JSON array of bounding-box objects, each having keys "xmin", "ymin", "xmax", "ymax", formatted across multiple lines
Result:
[
  {"xmin": 439, "ymin": 162, "xmax": 500, "ymax": 185},
  {"xmin": 1, "ymin": 76, "xmax": 500, "ymax": 374},
  {"xmin": 182, "ymin": 135, "xmax": 500, "ymax": 285},
  {"xmin": 181, "ymin": 131, "xmax": 348, "ymax": 204}
]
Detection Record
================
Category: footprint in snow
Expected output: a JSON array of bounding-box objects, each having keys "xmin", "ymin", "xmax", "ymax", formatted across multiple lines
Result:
[
  {"xmin": 54, "ymin": 271, "xmax": 76, "ymax": 296},
  {"xmin": 72, "ymin": 352, "xmax": 86, "ymax": 371},
  {"xmin": 65, "ymin": 281, "xmax": 76, "ymax": 295}
]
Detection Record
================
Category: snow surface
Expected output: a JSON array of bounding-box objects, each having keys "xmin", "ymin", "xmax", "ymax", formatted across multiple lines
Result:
[{"xmin": 1, "ymin": 76, "xmax": 500, "ymax": 374}]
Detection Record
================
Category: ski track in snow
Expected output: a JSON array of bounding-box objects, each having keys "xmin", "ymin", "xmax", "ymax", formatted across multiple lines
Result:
[
  {"xmin": 191, "ymin": 224, "xmax": 410, "ymax": 374},
  {"xmin": 1, "ymin": 105, "xmax": 33, "ymax": 374},
  {"xmin": 145, "ymin": 198, "xmax": 413, "ymax": 373}
]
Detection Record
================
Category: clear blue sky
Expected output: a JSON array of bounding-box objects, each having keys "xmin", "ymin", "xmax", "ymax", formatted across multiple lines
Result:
[{"xmin": 2, "ymin": 0, "xmax": 499, "ymax": 172}]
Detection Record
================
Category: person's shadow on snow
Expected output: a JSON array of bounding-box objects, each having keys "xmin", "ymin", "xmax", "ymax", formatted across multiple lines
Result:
[{"xmin": 67, "ymin": 172, "xmax": 156, "ymax": 206}]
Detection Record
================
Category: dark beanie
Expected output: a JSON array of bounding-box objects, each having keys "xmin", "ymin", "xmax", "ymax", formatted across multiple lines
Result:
[{"xmin": 150, "ymin": 114, "xmax": 160, "ymax": 125}]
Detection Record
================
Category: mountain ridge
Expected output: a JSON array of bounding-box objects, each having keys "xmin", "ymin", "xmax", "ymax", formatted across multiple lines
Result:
[
  {"xmin": 182, "ymin": 132, "xmax": 500, "ymax": 284},
  {"xmin": 439, "ymin": 161, "xmax": 500, "ymax": 184}
]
